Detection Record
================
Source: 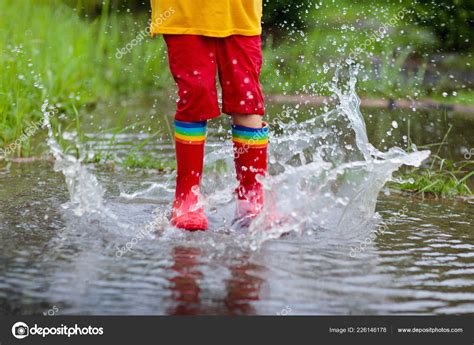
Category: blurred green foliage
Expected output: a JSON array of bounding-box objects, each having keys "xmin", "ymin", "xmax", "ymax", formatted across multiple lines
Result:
[
  {"xmin": 62, "ymin": 0, "xmax": 474, "ymax": 53},
  {"xmin": 61, "ymin": 0, "xmax": 147, "ymax": 14},
  {"xmin": 63, "ymin": 0, "xmax": 314, "ymax": 33},
  {"xmin": 262, "ymin": 0, "xmax": 312, "ymax": 35},
  {"xmin": 411, "ymin": 0, "xmax": 474, "ymax": 52}
]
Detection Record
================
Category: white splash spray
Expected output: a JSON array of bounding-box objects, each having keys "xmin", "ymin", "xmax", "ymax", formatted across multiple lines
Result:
[
  {"xmin": 41, "ymin": 100, "xmax": 109, "ymax": 218},
  {"xmin": 245, "ymin": 69, "xmax": 430, "ymax": 247}
]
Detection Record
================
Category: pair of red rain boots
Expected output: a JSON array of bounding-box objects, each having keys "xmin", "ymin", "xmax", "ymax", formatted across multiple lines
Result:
[{"xmin": 171, "ymin": 120, "xmax": 269, "ymax": 231}]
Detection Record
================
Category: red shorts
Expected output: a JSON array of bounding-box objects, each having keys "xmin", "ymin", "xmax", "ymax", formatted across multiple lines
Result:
[{"xmin": 163, "ymin": 34, "xmax": 265, "ymax": 122}]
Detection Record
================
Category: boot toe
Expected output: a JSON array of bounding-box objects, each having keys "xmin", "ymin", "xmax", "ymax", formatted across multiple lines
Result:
[{"xmin": 171, "ymin": 209, "xmax": 208, "ymax": 231}]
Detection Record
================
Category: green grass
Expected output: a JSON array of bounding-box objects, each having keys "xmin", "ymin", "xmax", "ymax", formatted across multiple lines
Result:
[
  {"xmin": 80, "ymin": 152, "xmax": 173, "ymax": 171},
  {"xmin": 122, "ymin": 153, "xmax": 174, "ymax": 171},
  {"xmin": 390, "ymin": 157, "xmax": 474, "ymax": 198},
  {"xmin": 80, "ymin": 151, "xmax": 176, "ymax": 172},
  {"xmin": 0, "ymin": 0, "xmax": 170, "ymax": 156},
  {"xmin": 1, "ymin": 0, "xmax": 473, "ymax": 159},
  {"xmin": 82, "ymin": 151, "xmax": 174, "ymax": 171},
  {"xmin": 389, "ymin": 123, "xmax": 473, "ymax": 197}
]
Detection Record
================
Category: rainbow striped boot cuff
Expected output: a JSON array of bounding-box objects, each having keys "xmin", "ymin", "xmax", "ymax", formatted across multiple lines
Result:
[
  {"xmin": 174, "ymin": 120, "xmax": 207, "ymax": 145},
  {"xmin": 232, "ymin": 122, "xmax": 269, "ymax": 149}
]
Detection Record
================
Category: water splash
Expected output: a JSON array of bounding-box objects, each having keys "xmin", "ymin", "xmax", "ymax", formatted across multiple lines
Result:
[
  {"xmin": 43, "ymin": 67, "xmax": 429, "ymax": 252},
  {"xmin": 249, "ymin": 70, "xmax": 428, "ymax": 247},
  {"xmin": 41, "ymin": 100, "xmax": 110, "ymax": 218},
  {"xmin": 199, "ymin": 68, "xmax": 430, "ymax": 249}
]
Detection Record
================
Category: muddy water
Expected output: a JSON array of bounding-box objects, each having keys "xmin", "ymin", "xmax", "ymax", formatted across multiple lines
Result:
[{"xmin": 1, "ymin": 99, "xmax": 473, "ymax": 315}]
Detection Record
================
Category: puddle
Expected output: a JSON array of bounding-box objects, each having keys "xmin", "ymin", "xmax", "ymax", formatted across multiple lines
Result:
[{"xmin": 1, "ymin": 70, "xmax": 473, "ymax": 315}]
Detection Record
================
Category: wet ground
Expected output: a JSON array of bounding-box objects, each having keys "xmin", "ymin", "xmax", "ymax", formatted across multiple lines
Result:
[{"xmin": 1, "ymin": 100, "xmax": 473, "ymax": 315}]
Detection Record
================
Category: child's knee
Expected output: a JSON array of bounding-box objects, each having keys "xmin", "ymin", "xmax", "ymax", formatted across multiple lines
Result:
[{"xmin": 175, "ymin": 77, "xmax": 220, "ymax": 121}]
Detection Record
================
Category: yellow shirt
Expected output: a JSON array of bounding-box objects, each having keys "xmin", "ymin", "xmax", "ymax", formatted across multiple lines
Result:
[{"xmin": 150, "ymin": 0, "xmax": 262, "ymax": 38}]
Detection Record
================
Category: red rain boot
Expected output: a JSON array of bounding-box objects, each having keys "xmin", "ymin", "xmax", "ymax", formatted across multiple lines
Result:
[
  {"xmin": 171, "ymin": 120, "xmax": 208, "ymax": 231},
  {"xmin": 232, "ymin": 122, "xmax": 268, "ymax": 223}
]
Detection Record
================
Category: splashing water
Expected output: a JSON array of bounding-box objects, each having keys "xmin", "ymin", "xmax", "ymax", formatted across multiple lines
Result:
[
  {"xmin": 199, "ymin": 69, "xmax": 430, "ymax": 249},
  {"xmin": 41, "ymin": 100, "xmax": 110, "ymax": 218},
  {"xmin": 43, "ymin": 69, "xmax": 430, "ymax": 250}
]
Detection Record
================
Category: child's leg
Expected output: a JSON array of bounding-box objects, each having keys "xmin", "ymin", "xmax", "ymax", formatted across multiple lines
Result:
[
  {"xmin": 232, "ymin": 114, "xmax": 262, "ymax": 128},
  {"xmin": 163, "ymin": 35, "xmax": 221, "ymax": 231},
  {"xmin": 172, "ymin": 120, "xmax": 207, "ymax": 230},
  {"xmin": 215, "ymin": 35, "xmax": 267, "ymax": 220},
  {"xmin": 231, "ymin": 119, "xmax": 268, "ymax": 220},
  {"xmin": 216, "ymin": 35, "xmax": 265, "ymax": 117},
  {"xmin": 164, "ymin": 34, "xmax": 220, "ymax": 122}
]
